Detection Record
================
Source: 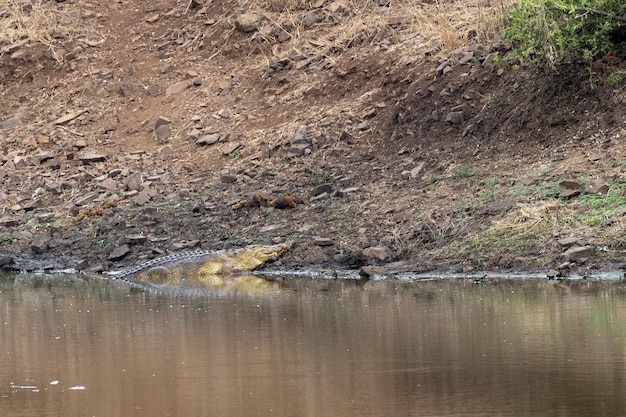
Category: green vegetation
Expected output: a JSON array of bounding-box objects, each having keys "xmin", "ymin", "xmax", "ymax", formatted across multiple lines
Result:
[{"xmin": 504, "ymin": 0, "xmax": 626, "ymax": 68}]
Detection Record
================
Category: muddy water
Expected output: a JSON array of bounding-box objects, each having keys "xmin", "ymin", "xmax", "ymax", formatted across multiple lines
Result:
[{"xmin": 2, "ymin": 274, "xmax": 626, "ymax": 417}]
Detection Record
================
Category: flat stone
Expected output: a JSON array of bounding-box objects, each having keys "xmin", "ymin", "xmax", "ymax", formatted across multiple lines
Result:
[
  {"xmin": 97, "ymin": 178, "xmax": 118, "ymax": 191},
  {"xmin": 313, "ymin": 237, "xmax": 334, "ymax": 246},
  {"xmin": 125, "ymin": 234, "xmax": 148, "ymax": 244},
  {"xmin": 557, "ymin": 237, "xmax": 583, "ymax": 248},
  {"xmin": 108, "ymin": 244, "xmax": 131, "ymax": 261},
  {"xmin": 445, "ymin": 111, "xmax": 464, "ymax": 124},
  {"xmin": 53, "ymin": 110, "xmax": 87, "ymax": 125},
  {"xmin": 586, "ymin": 179, "xmax": 610, "ymax": 195},
  {"xmin": 561, "ymin": 245, "xmax": 596, "ymax": 262},
  {"xmin": 220, "ymin": 174, "xmax": 238, "ymax": 183},
  {"xmin": 79, "ymin": 153, "xmax": 107, "ymax": 164},
  {"xmin": 197, "ymin": 134, "xmax": 220, "ymax": 145},
  {"xmin": 166, "ymin": 80, "xmax": 192, "ymax": 96},
  {"xmin": 220, "ymin": 142, "xmax": 241, "ymax": 155},
  {"xmin": 155, "ymin": 124, "xmax": 171, "ymax": 141}
]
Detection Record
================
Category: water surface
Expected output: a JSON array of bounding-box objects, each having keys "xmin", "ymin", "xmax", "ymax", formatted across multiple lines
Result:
[{"xmin": 2, "ymin": 274, "xmax": 626, "ymax": 416}]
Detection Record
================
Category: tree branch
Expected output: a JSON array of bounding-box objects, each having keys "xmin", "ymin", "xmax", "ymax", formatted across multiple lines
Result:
[{"xmin": 575, "ymin": 7, "xmax": 626, "ymax": 22}]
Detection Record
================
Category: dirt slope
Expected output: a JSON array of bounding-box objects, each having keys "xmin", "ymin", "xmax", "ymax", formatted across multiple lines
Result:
[{"xmin": 1, "ymin": 0, "xmax": 626, "ymax": 277}]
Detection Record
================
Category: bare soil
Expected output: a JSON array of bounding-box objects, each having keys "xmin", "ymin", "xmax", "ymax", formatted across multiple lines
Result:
[{"xmin": 1, "ymin": 0, "xmax": 626, "ymax": 278}]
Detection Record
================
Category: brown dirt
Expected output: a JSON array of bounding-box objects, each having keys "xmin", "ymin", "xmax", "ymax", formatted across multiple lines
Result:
[{"xmin": 1, "ymin": 0, "xmax": 626, "ymax": 277}]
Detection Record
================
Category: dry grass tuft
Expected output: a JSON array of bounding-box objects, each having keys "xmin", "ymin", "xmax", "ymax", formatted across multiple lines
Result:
[{"xmin": 0, "ymin": 0, "xmax": 76, "ymax": 63}]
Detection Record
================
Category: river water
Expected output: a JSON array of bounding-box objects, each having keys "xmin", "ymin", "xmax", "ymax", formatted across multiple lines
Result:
[{"xmin": 2, "ymin": 273, "xmax": 626, "ymax": 417}]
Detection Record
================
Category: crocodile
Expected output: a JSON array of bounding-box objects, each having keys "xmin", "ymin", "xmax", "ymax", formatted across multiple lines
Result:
[{"xmin": 109, "ymin": 243, "xmax": 289, "ymax": 287}]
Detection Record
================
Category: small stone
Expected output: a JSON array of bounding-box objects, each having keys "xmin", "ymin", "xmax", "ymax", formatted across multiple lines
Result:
[
  {"xmin": 2, "ymin": 116, "xmax": 21, "ymax": 130},
  {"xmin": 359, "ymin": 265, "xmax": 389, "ymax": 278},
  {"xmin": 557, "ymin": 237, "xmax": 583, "ymax": 248},
  {"xmin": 220, "ymin": 142, "xmax": 241, "ymax": 155},
  {"xmin": 235, "ymin": 11, "xmax": 261, "ymax": 33},
  {"xmin": 125, "ymin": 173, "xmax": 143, "ymax": 191},
  {"xmin": 436, "ymin": 61, "xmax": 449, "ymax": 76},
  {"xmin": 197, "ymin": 134, "xmax": 220, "ymax": 145},
  {"xmin": 0, "ymin": 255, "xmax": 15, "ymax": 268},
  {"xmin": 445, "ymin": 111, "xmax": 464, "ymax": 125},
  {"xmin": 155, "ymin": 124, "xmax": 171, "ymax": 141},
  {"xmin": 134, "ymin": 192, "xmax": 151, "ymax": 205},
  {"xmin": 31, "ymin": 231, "xmax": 52, "ymax": 254},
  {"xmin": 311, "ymin": 184, "xmax": 333, "ymax": 196},
  {"xmin": 97, "ymin": 178, "xmax": 118, "ymax": 191},
  {"xmin": 362, "ymin": 246, "xmax": 392, "ymax": 261},
  {"xmin": 220, "ymin": 174, "xmax": 238, "ymax": 183}
]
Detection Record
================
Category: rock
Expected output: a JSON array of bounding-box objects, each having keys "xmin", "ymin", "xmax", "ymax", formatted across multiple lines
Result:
[
  {"xmin": 235, "ymin": 11, "xmax": 262, "ymax": 33},
  {"xmin": 312, "ymin": 184, "xmax": 333, "ymax": 196},
  {"xmin": 0, "ymin": 255, "xmax": 15, "ymax": 268},
  {"xmin": 97, "ymin": 177, "xmax": 118, "ymax": 191},
  {"xmin": 557, "ymin": 237, "xmax": 583, "ymax": 248},
  {"xmin": 359, "ymin": 265, "xmax": 389, "ymax": 279},
  {"xmin": 53, "ymin": 109, "xmax": 88, "ymax": 125},
  {"xmin": 445, "ymin": 111, "xmax": 464, "ymax": 125},
  {"xmin": 302, "ymin": 11, "xmax": 324, "ymax": 28},
  {"xmin": 288, "ymin": 126, "xmax": 312, "ymax": 157},
  {"xmin": 108, "ymin": 244, "xmax": 130, "ymax": 261},
  {"xmin": 155, "ymin": 124, "xmax": 171, "ymax": 140},
  {"xmin": 2, "ymin": 116, "xmax": 21, "ymax": 130},
  {"xmin": 586, "ymin": 179, "xmax": 610, "ymax": 195},
  {"xmin": 220, "ymin": 174, "xmax": 238, "ymax": 184},
  {"xmin": 220, "ymin": 142, "xmax": 241, "ymax": 155},
  {"xmin": 125, "ymin": 173, "xmax": 143, "ymax": 191},
  {"xmin": 31, "ymin": 231, "xmax": 52, "ymax": 254},
  {"xmin": 328, "ymin": 0, "xmax": 349, "ymax": 14},
  {"xmin": 313, "ymin": 237, "xmax": 334, "ymax": 246},
  {"xmin": 125, "ymin": 235, "xmax": 148, "ymax": 245},
  {"xmin": 134, "ymin": 191, "xmax": 151, "ymax": 205},
  {"xmin": 166, "ymin": 80, "xmax": 192, "ymax": 96},
  {"xmin": 216, "ymin": 108, "xmax": 232, "ymax": 119},
  {"xmin": 197, "ymin": 134, "xmax": 220, "ymax": 145},
  {"xmin": 559, "ymin": 180, "xmax": 581, "ymax": 190},
  {"xmin": 559, "ymin": 180, "xmax": 581, "ymax": 198},
  {"xmin": 363, "ymin": 246, "xmax": 392, "ymax": 261},
  {"xmin": 436, "ymin": 61, "xmax": 449, "ymax": 76},
  {"xmin": 79, "ymin": 152, "xmax": 107, "ymax": 164},
  {"xmin": 561, "ymin": 245, "xmax": 596, "ymax": 262},
  {"xmin": 154, "ymin": 117, "xmax": 172, "ymax": 141}
]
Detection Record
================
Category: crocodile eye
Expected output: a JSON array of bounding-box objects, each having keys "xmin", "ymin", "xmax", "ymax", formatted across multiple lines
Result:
[{"xmin": 140, "ymin": 266, "xmax": 171, "ymax": 284}]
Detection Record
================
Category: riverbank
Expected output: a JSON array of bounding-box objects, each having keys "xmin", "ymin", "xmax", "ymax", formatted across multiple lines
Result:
[{"xmin": 1, "ymin": 0, "xmax": 626, "ymax": 278}]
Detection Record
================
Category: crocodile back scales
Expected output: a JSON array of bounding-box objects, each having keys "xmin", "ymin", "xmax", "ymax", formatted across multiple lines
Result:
[{"xmin": 112, "ymin": 249, "xmax": 218, "ymax": 281}]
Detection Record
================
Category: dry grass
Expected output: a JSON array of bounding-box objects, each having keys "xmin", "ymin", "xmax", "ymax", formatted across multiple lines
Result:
[
  {"xmin": 249, "ymin": 0, "xmax": 514, "ymax": 59},
  {"xmin": 0, "ymin": 0, "xmax": 77, "ymax": 63}
]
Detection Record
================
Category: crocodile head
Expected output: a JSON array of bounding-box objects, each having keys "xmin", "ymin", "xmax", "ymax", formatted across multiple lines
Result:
[{"xmin": 231, "ymin": 243, "xmax": 289, "ymax": 271}]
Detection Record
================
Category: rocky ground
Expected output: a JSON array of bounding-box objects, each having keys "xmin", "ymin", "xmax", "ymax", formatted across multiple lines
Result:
[{"xmin": 1, "ymin": 0, "xmax": 626, "ymax": 278}]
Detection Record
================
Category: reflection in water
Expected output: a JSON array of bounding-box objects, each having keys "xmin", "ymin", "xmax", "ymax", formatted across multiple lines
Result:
[{"xmin": 1, "ymin": 274, "xmax": 626, "ymax": 417}]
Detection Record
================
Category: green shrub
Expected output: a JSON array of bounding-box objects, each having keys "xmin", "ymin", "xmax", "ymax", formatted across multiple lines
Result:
[{"xmin": 504, "ymin": 0, "xmax": 626, "ymax": 69}]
